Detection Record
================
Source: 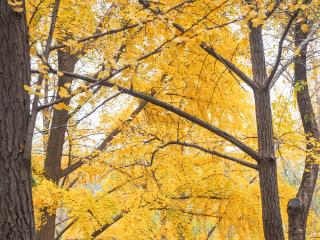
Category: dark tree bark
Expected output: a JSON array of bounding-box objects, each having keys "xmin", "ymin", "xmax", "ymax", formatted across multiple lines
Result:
[
  {"xmin": 37, "ymin": 50, "xmax": 77, "ymax": 240},
  {"xmin": 0, "ymin": 1, "xmax": 36, "ymax": 239},
  {"xmin": 255, "ymin": 89, "xmax": 284, "ymax": 240},
  {"xmin": 287, "ymin": 21, "xmax": 319, "ymax": 240},
  {"xmin": 250, "ymin": 25, "xmax": 284, "ymax": 240},
  {"xmin": 43, "ymin": 50, "xmax": 77, "ymax": 183}
]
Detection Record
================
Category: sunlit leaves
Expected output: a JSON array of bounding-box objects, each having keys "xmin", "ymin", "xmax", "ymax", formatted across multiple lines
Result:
[
  {"xmin": 53, "ymin": 102, "xmax": 73, "ymax": 111},
  {"xmin": 27, "ymin": 0, "xmax": 320, "ymax": 239},
  {"xmin": 24, "ymin": 85, "xmax": 44, "ymax": 97},
  {"xmin": 8, "ymin": 0, "xmax": 24, "ymax": 12}
]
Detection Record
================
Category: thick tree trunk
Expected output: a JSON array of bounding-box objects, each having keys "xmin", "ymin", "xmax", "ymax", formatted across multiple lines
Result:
[
  {"xmin": 37, "ymin": 50, "xmax": 77, "ymax": 240},
  {"xmin": 0, "ymin": 1, "xmax": 36, "ymax": 239},
  {"xmin": 254, "ymin": 90, "xmax": 284, "ymax": 240},
  {"xmin": 249, "ymin": 25, "xmax": 284, "ymax": 240},
  {"xmin": 287, "ymin": 22, "xmax": 319, "ymax": 240}
]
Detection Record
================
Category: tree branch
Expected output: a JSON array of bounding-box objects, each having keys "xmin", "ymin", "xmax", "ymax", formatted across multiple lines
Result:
[
  {"xmin": 60, "ymin": 97, "xmax": 151, "ymax": 177},
  {"xmin": 39, "ymin": 69, "xmax": 263, "ymax": 162},
  {"xmin": 269, "ymin": 21, "xmax": 320, "ymax": 88},
  {"xmin": 265, "ymin": 11, "xmax": 299, "ymax": 88},
  {"xmin": 152, "ymin": 141, "xmax": 258, "ymax": 170},
  {"xmin": 153, "ymin": 207, "xmax": 220, "ymax": 218},
  {"xmin": 265, "ymin": 0, "xmax": 283, "ymax": 19},
  {"xmin": 24, "ymin": 0, "xmax": 61, "ymax": 161},
  {"xmin": 200, "ymin": 42, "xmax": 258, "ymax": 89},
  {"xmin": 91, "ymin": 213, "xmax": 124, "ymax": 239},
  {"xmin": 50, "ymin": 23, "xmax": 143, "ymax": 51},
  {"xmin": 50, "ymin": 0, "xmax": 196, "ymax": 51},
  {"xmin": 207, "ymin": 225, "xmax": 217, "ymax": 240},
  {"xmin": 54, "ymin": 217, "xmax": 78, "ymax": 240},
  {"xmin": 139, "ymin": 0, "xmax": 256, "ymax": 89}
]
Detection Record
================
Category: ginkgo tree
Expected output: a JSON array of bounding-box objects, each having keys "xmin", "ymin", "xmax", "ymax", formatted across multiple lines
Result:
[
  {"xmin": 0, "ymin": 0, "xmax": 320, "ymax": 240},
  {"xmin": 29, "ymin": 0, "xmax": 262, "ymax": 238}
]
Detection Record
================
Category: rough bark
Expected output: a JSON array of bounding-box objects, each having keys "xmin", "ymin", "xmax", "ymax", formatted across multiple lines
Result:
[
  {"xmin": 43, "ymin": 50, "xmax": 77, "ymax": 183},
  {"xmin": 254, "ymin": 90, "xmax": 284, "ymax": 240},
  {"xmin": 37, "ymin": 50, "xmax": 77, "ymax": 240},
  {"xmin": 287, "ymin": 22, "xmax": 319, "ymax": 240},
  {"xmin": 0, "ymin": 1, "xmax": 36, "ymax": 239},
  {"xmin": 249, "ymin": 25, "xmax": 284, "ymax": 240}
]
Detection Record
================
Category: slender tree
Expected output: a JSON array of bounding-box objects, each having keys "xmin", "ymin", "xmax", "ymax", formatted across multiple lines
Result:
[
  {"xmin": 37, "ymin": 49, "xmax": 78, "ymax": 240},
  {"xmin": 287, "ymin": 20, "xmax": 319, "ymax": 240}
]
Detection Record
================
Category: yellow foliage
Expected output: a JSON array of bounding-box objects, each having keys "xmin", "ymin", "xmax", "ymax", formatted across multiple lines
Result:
[
  {"xmin": 27, "ymin": 0, "xmax": 320, "ymax": 239},
  {"xmin": 53, "ymin": 102, "xmax": 73, "ymax": 111}
]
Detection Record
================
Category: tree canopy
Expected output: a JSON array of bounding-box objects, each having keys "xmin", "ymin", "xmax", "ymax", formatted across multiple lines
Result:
[{"xmin": 0, "ymin": 0, "xmax": 319, "ymax": 239}]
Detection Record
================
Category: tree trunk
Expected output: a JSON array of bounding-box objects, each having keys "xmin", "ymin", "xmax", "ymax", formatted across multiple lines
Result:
[
  {"xmin": 43, "ymin": 50, "xmax": 77, "ymax": 183},
  {"xmin": 287, "ymin": 22, "xmax": 319, "ymax": 240},
  {"xmin": 249, "ymin": 25, "xmax": 284, "ymax": 240},
  {"xmin": 254, "ymin": 90, "xmax": 284, "ymax": 240},
  {"xmin": 37, "ymin": 50, "xmax": 77, "ymax": 240},
  {"xmin": 0, "ymin": 1, "xmax": 36, "ymax": 239}
]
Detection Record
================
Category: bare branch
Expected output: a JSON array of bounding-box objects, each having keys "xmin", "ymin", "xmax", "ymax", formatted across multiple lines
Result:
[
  {"xmin": 269, "ymin": 21, "xmax": 320, "ymax": 88},
  {"xmin": 200, "ymin": 42, "xmax": 258, "ymax": 89},
  {"xmin": 265, "ymin": 11, "xmax": 299, "ymax": 88},
  {"xmin": 24, "ymin": 0, "xmax": 61, "ymax": 161},
  {"xmin": 44, "ymin": 0, "xmax": 61, "ymax": 56},
  {"xmin": 161, "ymin": 0, "xmax": 195, "ymax": 15},
  {"xmin": 265, "ymin": 0, "xmax": 283, "ymax": 19}
]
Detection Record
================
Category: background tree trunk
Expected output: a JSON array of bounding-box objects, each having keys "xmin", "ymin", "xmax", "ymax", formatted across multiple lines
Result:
[
  {"xmin": 0, "ymin": 1, "xmax": 36, "ymax": 239},
  {"xmin": 37, "ymin": 50, "xmax": 77, "ymax": 240},
  {"xmin": 287, "ymin": 22, "xmax": 319, "ymax": 240}
]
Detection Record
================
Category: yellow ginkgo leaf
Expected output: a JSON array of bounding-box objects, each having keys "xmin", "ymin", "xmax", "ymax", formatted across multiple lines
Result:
[
  {"xmin": 53, "ymin": 102, "xmax": 73, "ymax": 111},
  {"xmin": 301, "ymin": 24, "xmax": 309, "ymax": 33},
  {"xmin": 23, "ymin": 85, "xmax": 44, "ymax": 97},
  {"xmin": 13, "ymin": 6, "xmax": 24, "ymax": 12},
  {"xmin": 57, "ymin": 71, "xmax": 64, "ymax": 77},
  {"xmin": 58, "ymin": 87, "xmax": 70, "ymax": 98},
  {"xmin": 77, "ymin": 95, "xmax": 88, "ymax": 105},
  {"xmin": 79, "ymin": 82, "xmax": 88, "ymax": 89},
  {"xmin": 251, "ymin": 18, "xmax": 265, "ymax": 28},
  {"xmin": 64, "ymin": 83, "xmax": 71, "ymax": 88},
  {"xmin": 247, "ymin": 10, "xmax": 257, "ymax": 19}
]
